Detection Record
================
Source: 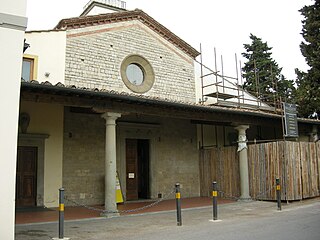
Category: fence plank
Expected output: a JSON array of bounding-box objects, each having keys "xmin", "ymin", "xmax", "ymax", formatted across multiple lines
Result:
[
  {"xmin": 317, "ymin": 142, "xmax": 320, "ymax": 194},
  {"xmin": 200, "ymin": 141, "xmax": 319, "ymax": 201},
  {"xmin": 293, "ymin": 142, "xmax": 302, "ymax": 200},
  {"xmin": 199, "ymin": 149, "xmax": 211, "ymax": 197},
  {"xmin": 300, "ymin": 142, "xmax": 310, "ymax": 198},
  {"xmin": 284, "ymin": 142, "xmax": 302, "ymax": 200},
  {"xmin": 309, "ymin": 143, "xmax": 319, "ymax": 197}
]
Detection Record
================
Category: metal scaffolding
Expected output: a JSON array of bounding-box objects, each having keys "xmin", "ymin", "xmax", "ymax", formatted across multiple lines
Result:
[{"xmin": 197, "ymin": 44, "xmax": 280, "ymax": 112}]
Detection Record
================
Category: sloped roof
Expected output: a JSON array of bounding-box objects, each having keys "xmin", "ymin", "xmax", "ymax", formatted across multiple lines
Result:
[
  {"xmin": 18, "ymin": 80, "xmax": 278, "ymax": 118},
  {"xmin": 21, "ymin": 80, "xmax": 320, "ymax": 126},
  {"xmin": 55, "ymin": 9, "xmax": 200, "ymax": 59},
  {"xmin": 20, "ymin": 80, "xmax": 320, "ymax": 128}
]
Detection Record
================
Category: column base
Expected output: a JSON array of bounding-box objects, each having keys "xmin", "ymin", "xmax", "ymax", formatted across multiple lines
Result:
[
  {"xmin": 238, "ymin": 197, "xmax": 252, "ymax": 202},
  {"xmin": 52, "ymin": 238, "xmax": 70, "ymax": 240},
  {"xmin": 100, "ymin": 211, "xmax": 120, "ymax": 218}
]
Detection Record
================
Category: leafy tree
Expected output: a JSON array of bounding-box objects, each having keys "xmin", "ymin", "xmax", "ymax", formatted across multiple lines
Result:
[
  {"xmin": 241, "ymin": 34, "xmax": 294, "ymax": 104},
  {"xmin": 295, "ymin": 0, "xmax": 320, "ymax": 117}
]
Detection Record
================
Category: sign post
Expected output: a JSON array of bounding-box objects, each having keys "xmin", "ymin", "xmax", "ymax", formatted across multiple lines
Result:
[{"xmin": 283, "ymin": 103, "xmax": 298, "ymax": 138}]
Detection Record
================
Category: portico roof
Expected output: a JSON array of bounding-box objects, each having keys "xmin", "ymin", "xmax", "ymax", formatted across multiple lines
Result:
[{"xmin": 20, "ymin": 80, "xmax": 320, "ymax": 127}]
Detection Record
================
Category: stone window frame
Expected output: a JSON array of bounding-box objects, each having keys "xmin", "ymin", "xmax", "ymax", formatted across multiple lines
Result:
[
  {"xmin": 120, "ymin": 54, "xmax": 155, "ymax": 93},
  {"xmin": 22, "ymin": 54, "xmax": 38, "ymax": 81}
]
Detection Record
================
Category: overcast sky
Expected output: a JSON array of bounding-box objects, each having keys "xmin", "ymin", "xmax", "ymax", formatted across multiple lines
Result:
[{"xmin": 26, "ymin": 0, "xmax": 312, "ymax": 81}]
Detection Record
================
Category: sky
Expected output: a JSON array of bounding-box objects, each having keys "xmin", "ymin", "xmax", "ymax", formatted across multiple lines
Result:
[{"xmin": 26, "ymin": 0, "xmax": 313, "ymax": 81}]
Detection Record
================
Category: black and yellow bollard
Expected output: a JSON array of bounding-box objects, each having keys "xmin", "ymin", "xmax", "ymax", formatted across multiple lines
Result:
[
  {"xmin": 59, "ymin": 188, "xmax": 65, "ymax": 239},
  {"xmin": 212, "ymin": 181, "xmax": 218, "ymax": 221},
  {"xmin": 53, "ymin": 188, "xmax": 69, "ymax": 240},
  {"xmin": 276, "ymin": 178, "xmax": 282, "ymax": 211},
  {"xmin": 175, "ymin": 183, "xmax": 182, "ymax": 226}
]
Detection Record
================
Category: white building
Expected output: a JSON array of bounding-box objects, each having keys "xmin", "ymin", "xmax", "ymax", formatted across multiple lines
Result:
[{"xmin": 0, "ymin": 0, "xmax": 27, "ymax": 239}]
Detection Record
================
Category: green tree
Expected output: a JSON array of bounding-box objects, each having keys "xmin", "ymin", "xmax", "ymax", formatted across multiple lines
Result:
[
  {"xmin": 295, "ymin": 0, "xmax": 320, "ymax": 117},
  {"xmin": 241, "ymin": 34, "xmax": 294, "ymax": 104}
]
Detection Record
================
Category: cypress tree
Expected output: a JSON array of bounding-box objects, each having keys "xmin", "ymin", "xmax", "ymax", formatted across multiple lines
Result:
[
  {"xmin": 295, "ymin": 0, "xmax": 320, "ymax": 117},
  {"xmin": 242, "ymin": 34, "xmax": 294, "ymax": 105}
]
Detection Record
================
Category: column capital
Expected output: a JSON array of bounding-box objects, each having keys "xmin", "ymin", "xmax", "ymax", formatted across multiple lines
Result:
[
  {"xmin": 234, "ymin": 125, "xmax": 249, "ymax": 133},
  {"xmin": 101, "ymin": 112, "xmax": 121, "ymax": 122},
  {"xmin": 235, "ymin": 125, "xmax": 249, "ymax": 152}
]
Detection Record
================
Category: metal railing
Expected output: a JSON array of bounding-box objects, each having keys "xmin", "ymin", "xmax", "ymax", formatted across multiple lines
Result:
[{"xmin": 84, "ymin": 0, "xmax": 127, "ymax": 10}]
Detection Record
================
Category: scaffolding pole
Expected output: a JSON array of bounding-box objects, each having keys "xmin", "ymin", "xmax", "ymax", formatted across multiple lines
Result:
[
  {"xmin": 214, "ymin": 47, "xmax": 218, "ymax": 101},
  {"xmin": 235, "ymin": 53, "xmax": 240, "ymax": 107},
  {"xmin": 200, "ymin": 43, "xmax": 204, "ymax": 104}
]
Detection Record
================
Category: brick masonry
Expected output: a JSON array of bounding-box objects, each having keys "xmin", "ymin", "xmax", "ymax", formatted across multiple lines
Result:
[
  {"xmin": 65, "ymin": 20, "xmax": 196, "ymax": 103},
  {"xmin": 63, "ymin": 108, "xmax": 199, "ymax": 205}
]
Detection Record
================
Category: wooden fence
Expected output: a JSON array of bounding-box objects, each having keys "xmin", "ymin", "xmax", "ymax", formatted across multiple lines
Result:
[
  {"xmin": 199, "ymin": 141, "xmax": 320, "ymax": 201},
  {"xmin": 199, "ymin": 146, "xmax": 240, "ymax": 198}
]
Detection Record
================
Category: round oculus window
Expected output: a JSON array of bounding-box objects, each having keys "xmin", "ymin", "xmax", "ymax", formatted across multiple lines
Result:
[
  {"xmin": 126, "ymin": 63, "xmax": 144, "ymax": 86},
  {"xmin": 120, "ymin": 55, "xmax": 155, "ymax": 93}
]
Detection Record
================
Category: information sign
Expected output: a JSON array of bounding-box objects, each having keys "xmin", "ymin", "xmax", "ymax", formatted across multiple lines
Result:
[{"xmin": 283, "ymin": 102, "xmax": 298, "ymax": 138}]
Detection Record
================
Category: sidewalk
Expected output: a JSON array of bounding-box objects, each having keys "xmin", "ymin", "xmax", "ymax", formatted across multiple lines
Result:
[
  {"xmin": 15, "ymin": 197, "xmax": 320, "ymax": 240},
  {"xmin": 15, "ymin": 197, "xmax": 234, "ymax": 224}
]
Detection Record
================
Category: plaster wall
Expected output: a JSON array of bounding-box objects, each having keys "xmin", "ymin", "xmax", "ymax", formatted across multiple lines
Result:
[
  {"xmin": 24, "ymin": 31, "xmax": 66, "ymax": 84},
  {"xmin": 1, "ymin": 0, "xmax": 26, "ymax": 14},
  {"xmin": 19, "ymin": 102, "xmax": 64, "ymax": 207},
  {"xmin": 0, "ymin": 0, "xmax": 27, "ymax": 238}
]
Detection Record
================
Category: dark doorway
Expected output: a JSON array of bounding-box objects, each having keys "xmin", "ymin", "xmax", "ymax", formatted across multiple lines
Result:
[
  {"xmin": 16, "ymin": 146, "xmax": 37, "ymax": 207},
  {"xmin": 137, "ymin": 139, "xmax": 150, "ymax": 199},
  {"xmin": 126, "ymin": 139, "xmax": 150, "ymax": 201}
]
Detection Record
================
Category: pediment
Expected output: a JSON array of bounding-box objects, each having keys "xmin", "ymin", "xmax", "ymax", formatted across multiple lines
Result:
[{"xmin": 55, "ymin": 9, "xmax": 199, "ymax": 59}]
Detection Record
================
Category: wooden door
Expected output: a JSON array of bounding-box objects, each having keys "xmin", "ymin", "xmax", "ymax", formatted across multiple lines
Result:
[
  {"xmin": 126, "ymin": 139, "xmax": 138, "ymax": 200},
  {"xmin": 16, "ymin": 146, "xmax": 37, "ymax": 207}
]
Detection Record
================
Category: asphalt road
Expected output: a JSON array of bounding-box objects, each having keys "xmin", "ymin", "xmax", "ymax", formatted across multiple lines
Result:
[{"xmin": 15, "ymin": 199, "xmax": 320, "ymax": 240}]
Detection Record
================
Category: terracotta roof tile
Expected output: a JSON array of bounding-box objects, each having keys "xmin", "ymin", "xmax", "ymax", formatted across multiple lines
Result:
[
  {"xmin": 21, "ymin": 79, "xmax": 281, "ymax": 117},
  {"xmin": 20, "ymin": 80, "xmax": 320, "ymax": 125}
]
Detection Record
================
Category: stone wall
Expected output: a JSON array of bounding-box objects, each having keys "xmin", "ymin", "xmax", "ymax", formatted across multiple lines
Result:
[
  {"xmin": 154, "ymin": 118, "xmax": 199, "ymax": 198},
  {"xmin": 118, "ymin": 116, "xmax": 200, "ymax": 199},
  {"xmin": 63, "ymin": 108, "xmax": 199, "ymax": 205},
  {"xmin": 65, "ymin": 20, "xmax": 196, "ymax": 103},
  {"xmin": 63, "ymin": 108, "xmax": 106, "ymax": 205}
]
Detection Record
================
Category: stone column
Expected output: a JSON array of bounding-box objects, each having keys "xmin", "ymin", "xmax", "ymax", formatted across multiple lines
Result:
[
  {"xmin": 235, "ymin": 125, "xmax": 251, "ymax": 200},
  {"xmin": 101, "ymin": 112, "xmax": 121, "ymax": 214},
  {"xmin": 309, "ymin": 125, "xmax": 319, "ymax": 142}
]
